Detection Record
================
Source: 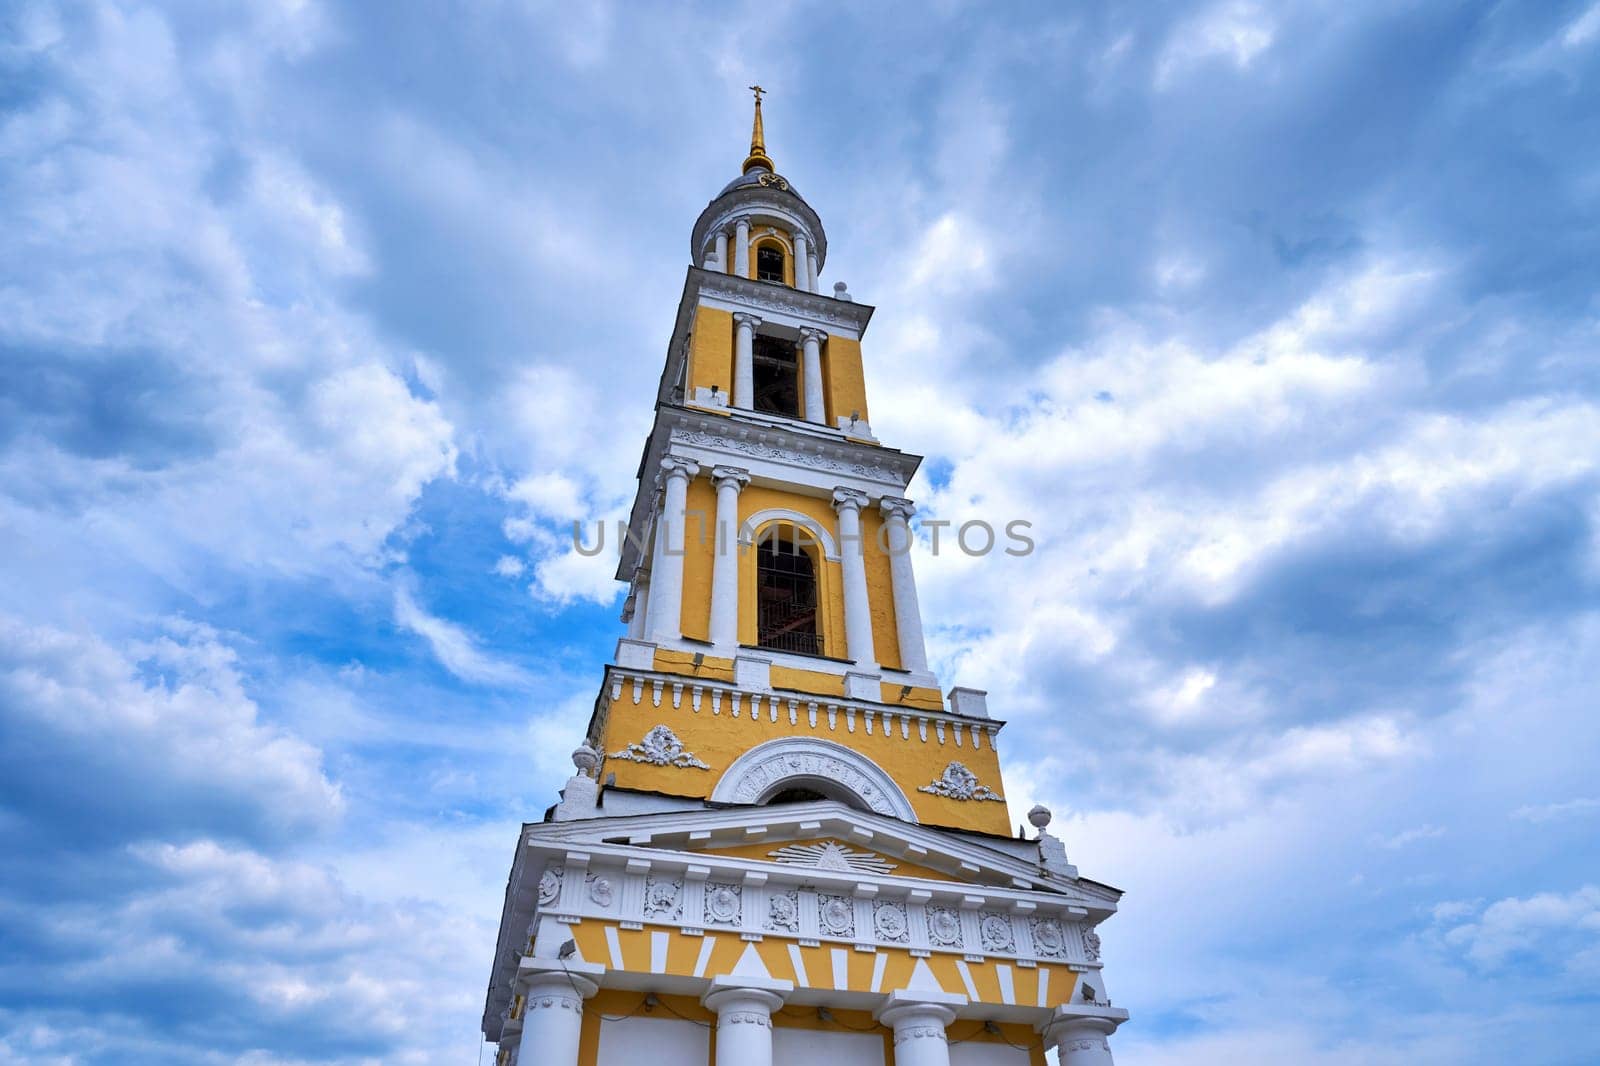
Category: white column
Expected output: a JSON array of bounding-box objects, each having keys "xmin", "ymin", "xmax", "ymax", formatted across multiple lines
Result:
[
  {"xmin": 792, "ymin": 232, "xmax": 808, "ymax": 289},
  {"xmin": 732, "ymin": 313, "xmax": 760, "ymax": 410},
  {"xmin": 1045, "ymin": 1019, "xmax": 1119, "ymax": 1066},
  {"xmin": 807, "ymin": 250, "xmax": 819, "ymax": 292},
  {"xmin": 644, "ymin": 456, "xmax": 701, "ymax": 643},
  {"xmin": 878, "ymin": 497, "xmax": 928, "ymax": 673},
  {"xmin": 875, "ymin": 992, "xmax": 962, "ymax": 1066},
  {"xmin": 799, "ymin": 327, "xmax": 826, "ymax": 425},
  {"xmin": 702, "ymin": 978, "xmax": 788, "ymax": 1066},
  {"xmin": 832, "ymin": 488, "xmax": 877, "ymax": 668},
  {"xmin": 714, "ymin": 229, "xmax": 729, "ymax": 273},
  {"xmin": 515, "ymin": 962, "xmax": 601, "ymax": 1066},
  {"xmin": 709, "ymin": 465, "xmax": 750, "ymax": 648},
  {"xmin": 734, "ymin": 217, "xmax": 751, "ymax": 278}
]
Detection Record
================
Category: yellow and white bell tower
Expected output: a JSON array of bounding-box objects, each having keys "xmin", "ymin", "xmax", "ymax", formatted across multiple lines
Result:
[{"xmin": 483, "ymin": 91, "xmax": 1130, "ymax": 1066}]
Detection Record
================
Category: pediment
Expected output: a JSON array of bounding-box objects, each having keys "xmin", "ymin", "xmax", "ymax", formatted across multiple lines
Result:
[{"xmin": 526, "ymin": 799, "xmax": 1118, "ymax": 910}]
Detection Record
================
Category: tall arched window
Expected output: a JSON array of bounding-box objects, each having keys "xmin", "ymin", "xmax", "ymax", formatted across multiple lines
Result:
[
  {"xmin": 756, "ymin": 526, "xmax": 822, "ymax": 655},
  {"xmin": 752, "ymin": 333, "xmax": 800, "ymax": 417},
  {"xmin": 756, "ymin": 244, "xmax": 785, "ymax": 283}
]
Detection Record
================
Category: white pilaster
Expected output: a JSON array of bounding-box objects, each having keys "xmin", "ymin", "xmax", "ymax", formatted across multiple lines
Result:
[
  {"xmin": 709, "ymin": 465, "xmax": 751, "ymax": 648},
  {"xmin": 732, "ymin": 313, "xmax": 760, "ymax": 410},
  {"xmin": 645, "ymin": 456, "xmax": 701, "ymax": 643},
  {"xmin": 874, "ymin": 991, "xmax": 963, "ymax": 1066},
  {"xmin": 807, "ymin": 250, "xmax": 819, "ymax": 292},
  {"xmin": 799, "ymin": 328, "xmax": 826, "ymax": 426},
  {"xmin": 702, "ymin": 977, "xmax": 789, "ymax": 1066},
  {"xmin": 792, "ymin": 232, "xmax": 809, "ymax": 289},
  {"xmin": 832, "ymin": 488, "xmax": 877, "ymax": 669},
  {"xmin": 515, "ymin": 960, "xmax": 602, "ymax": 1066},
  {"xmin": 715, "ymin": 229, "xmax": 729, "ymax": 274},
  {"xmin": 734, "ymin": 217, "xmax": 751, "ymax": 279},
  {"xmin": 879, "ymin": 497, "xmax": 929, "ymax": 673}
]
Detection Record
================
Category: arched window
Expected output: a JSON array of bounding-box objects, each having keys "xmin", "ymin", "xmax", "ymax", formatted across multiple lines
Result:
[
  {"xmin": 752, "ymin": 333, "xmax": 800, "ymax": 417},
  {"xmin": 756, "ymin": 244, "xmax": 786, "ymax": 283},
  {"xmin": 756, "ymin": 526, "xmax": 822, "ymax": 655}
]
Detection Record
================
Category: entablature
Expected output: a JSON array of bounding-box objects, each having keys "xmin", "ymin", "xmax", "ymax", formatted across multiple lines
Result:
[{"xmin": 615, "ymin": 406, "xmax": 922, "ymax": 580}]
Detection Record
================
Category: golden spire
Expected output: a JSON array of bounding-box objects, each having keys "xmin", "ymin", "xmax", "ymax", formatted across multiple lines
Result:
[{"xmin": 742, "ymin": 84, "xmax": 774, "ymax": 173}]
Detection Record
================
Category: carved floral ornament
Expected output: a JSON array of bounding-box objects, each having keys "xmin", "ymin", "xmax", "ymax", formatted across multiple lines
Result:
[
  {"xmin": 608, "ymin": 725, "xmax": 709, "ymax": 770},
  {"xmin": 917, "ymin": 761, "xmax": 1005, "ymax": 802}
]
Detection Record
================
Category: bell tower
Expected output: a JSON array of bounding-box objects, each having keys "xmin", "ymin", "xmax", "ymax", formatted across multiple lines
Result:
[{"xmin": 483, "ymin": 91, "xmax": 1130, "ymax": 1066}]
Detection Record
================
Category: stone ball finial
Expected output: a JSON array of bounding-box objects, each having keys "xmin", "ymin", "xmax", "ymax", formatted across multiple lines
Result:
[
  {"xmin": 572, "ymin": 744, "xmax": 600, "ymax": 777},
  {"xmin": 833, "ymin": 280, "xmax": 852, "ymax": 302},
  {"xmin": 1027, "ymin": 804, "xmax": 1052, "ymax": 832}
]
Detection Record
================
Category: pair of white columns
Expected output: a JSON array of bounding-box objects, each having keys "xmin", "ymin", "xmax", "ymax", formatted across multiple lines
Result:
[
  {"xmin": 731, "ymin": 314, "xmax": 826, "ymax": 424},
  {"xmin": 645, "ymin": 456, "xmax": 929, "ymax": 676}
]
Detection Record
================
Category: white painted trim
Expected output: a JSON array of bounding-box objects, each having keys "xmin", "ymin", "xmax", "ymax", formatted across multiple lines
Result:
[
  {"xmin": 740, "ymin": 508, "xmax": 840, "ymax": 561},
  {"xmin": 710, "ymin": 737, "xmax": 918, "ymax": 821}
]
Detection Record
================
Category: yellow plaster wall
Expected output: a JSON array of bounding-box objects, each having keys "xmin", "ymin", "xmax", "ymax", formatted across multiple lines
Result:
[
  {"xmin": 677, "ymin": 477, "xmax": 717, "ymax": 642},
  {"xmin": 688, "ymin": 305, "xmax": 734, "ymax": 397},
  {"xmin": 859, "ymin": 507, "xmax": 902, "ymax": 672},
  {"xmin": 597, "ymin": 685, "xmax": 1011, "ymax": 834},
  {"xmin": 653, "ymin": 648, "xmax": 735, "ymax": 683},
  {"xmin": 823, "ymin": 336, "xmax": 870, "ymax": 426}
]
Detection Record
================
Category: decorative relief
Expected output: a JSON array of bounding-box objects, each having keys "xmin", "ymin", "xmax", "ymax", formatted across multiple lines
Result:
[
  {"xmin": 1082, "ymin": 927, "xmax": 1102, "ymax": 962},
  {"xmin": 873, "ymin": 901, "xmax": 910, "ymax": 943},
  {"xmin": 1063, "ymin": 1038, "xmax": 1110, "ymax": 1053},
  {"xmin": 725, "ymin": 751, "xmax": 897, "ymax": 816},
  {"xmin": 917, "ymin": 761, "xmax": 1005, "ymax": 802},
  {"xmin": 587, "ymin": 875, "xmax": 614, "ymax": 908},
  {"xmin": 818, "ymin": 893, "xmax": 856, "ymax": 938},
  {"xmin": 644, "ymin": 876, "xmax": 682, "ymax": 921},
  {"xmin": 755, "ymin": 172, "xmax": 790, "ymax": 191},
  {"xmin": 704, "ymin": 882, "xmax": 742, "ymax": 925},
  {"xmin": 723, "ymin": 1011, "xmax": 773, "ymax": 1027},
  {"xmin": 926, "ymin": 906, "xmax": 963, "ymax": 949},
  {"xmin": 979, "ymin": 912, "xmax": 1015, "ymax": 953},
  {"xmin": 608, "ymin": 725, "xmax": 710, "ymax": 770},
  {"xmin": 537, "ymin": 866, "xmax": 563, "ymax": 907},
  {"xmin": 1030, "ymin": 916, "xmax": 1066, "ymax": 958},
  {"xmin": 768, "ymin": 840, "xmax": 896, "ymax": 875},
  {"xmin": 765, "ymin": 890, "xmax": 800, "ymax": 933},
  {"xmin": 530, "ymin": 994, "xmax": 583, "ymax": 1015},
  {"xmin": 894, "ymin": 1026, "xmax": 948, "ymax": 1045}
]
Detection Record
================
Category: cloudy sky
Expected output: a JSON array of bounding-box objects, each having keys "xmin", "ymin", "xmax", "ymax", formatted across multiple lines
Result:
[{"xmin": 3, "ymin": 1, "xmax": 1599, "ymax": 1063}]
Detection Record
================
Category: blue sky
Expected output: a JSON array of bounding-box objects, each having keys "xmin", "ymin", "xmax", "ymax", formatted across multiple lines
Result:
[{"xmin": 2, "ymin": 1, "xmax": 1599, "ymax": 1063}]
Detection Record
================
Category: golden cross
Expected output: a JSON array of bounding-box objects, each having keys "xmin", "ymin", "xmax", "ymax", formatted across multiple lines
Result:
[{"xmin": 750, "ymin": 84, "xmax": 765, "ymax": 104}]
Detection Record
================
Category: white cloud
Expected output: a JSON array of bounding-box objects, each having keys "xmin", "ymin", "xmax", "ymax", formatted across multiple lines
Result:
[
  {"xmin": 1441, "ymin": 885, "xmax": 1600, "ymax": 970},
  {"xmin": 392, "ymin": 585, "xmax": 531, "ymax": 688},
  {"xmin": 0, "ymin": 614, "xmax": 342, "ymax": 837},
  {"xmin": 1156, "ymin": 1, "xmax": 1276, "ymax": 88},
  {"xmin": 1513, "ymin": 797, "xmax": 1600, "ymax": 823}
]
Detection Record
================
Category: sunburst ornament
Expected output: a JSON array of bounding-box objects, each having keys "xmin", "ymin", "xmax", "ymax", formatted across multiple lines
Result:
[{"xmin": 767, "ymin": 840, "xmax": 897, "ymax": 874}]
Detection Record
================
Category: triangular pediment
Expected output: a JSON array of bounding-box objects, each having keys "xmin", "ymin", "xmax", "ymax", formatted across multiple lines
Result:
[{"xmin": 525, "ymin": 799, "xmax": 1118, "ymax": 909}]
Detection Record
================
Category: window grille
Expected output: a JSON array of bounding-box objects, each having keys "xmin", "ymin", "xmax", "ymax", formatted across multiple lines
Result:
[
  {"xmin": 756, "ymin": 245, "xmax": 785, "ymax": 282},
  {"xmin": 756, "ymin": 530, "xmax": 822, "ymax": 655}
]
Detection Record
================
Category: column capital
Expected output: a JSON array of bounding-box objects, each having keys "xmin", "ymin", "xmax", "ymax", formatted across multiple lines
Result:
[
  {"xmin": 732, "ymin": 311, "xmax": 762, "ymax": 330},
  {"xmin": 879, "ymin": 495, "xmax": 916, "ymax": 522},
  {"xmin": 515, "ymin": 957, "xmax": 604, "ymax": 1002},
  {"xmin": 701, "ymin": 974, "xmax": 791, "ymax": 1016},
  {"xmin": 797, "ymin": 326, "xmax": 828, "ymax": 345},
  {"xmin": 832, "ymin": 487, "xmax": 870, "ymax": 514},
  {"xmin": 659, "ymin": 455, "xmax": 702, "ymax": 481},
  {"xmin": 711, "ymin": 465, "xmax": 752, "ymax": 491}
]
